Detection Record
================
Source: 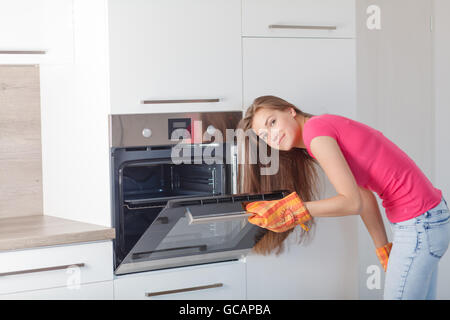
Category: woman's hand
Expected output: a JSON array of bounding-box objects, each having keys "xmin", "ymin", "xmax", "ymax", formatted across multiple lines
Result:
[
  {"xmin": 245, "ymin": 191, "xmax": 312, "ymax": 233},
  {"xmin": 376, "ymin": 242, "xmax": 393, "ymax": 272}
]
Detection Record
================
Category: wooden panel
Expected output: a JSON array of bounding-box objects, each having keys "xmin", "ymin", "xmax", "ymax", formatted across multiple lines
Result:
[
  {"xmin": 0, "ymin": 215, "xmax": 115, "ymax": 251},
  {"xmin": 0, "ymin": 65, "xmax": 43, "ymax": 218}
]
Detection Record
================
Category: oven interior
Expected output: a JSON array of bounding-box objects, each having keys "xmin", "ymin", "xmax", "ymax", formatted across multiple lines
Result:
[{"xmin": 116, "ymin": 160, "xmax": 227, "ymax": 267}]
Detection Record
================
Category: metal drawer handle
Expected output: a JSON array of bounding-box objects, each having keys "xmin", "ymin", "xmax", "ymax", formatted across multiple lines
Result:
[
  {"xmin": 186, "ymin": 207, "xmax": 252, "ymax": 225},
  {"xmin": 145, "ymin": 283, "xmax": 223, "ymax": 297},
  {"xmin": 141, "ymin": 98, "xmax": 220, "ymax": 104},
  {"xmin": 269, "ymin": 24, "xmax": 337, "ymax": 30},
  {"xmin": 0, "ymin": 50, "xmax": 47, "ymax": 54},
  {"xmin": 0, "ymin": 263, "xmax": 85, "ymax": 277}
]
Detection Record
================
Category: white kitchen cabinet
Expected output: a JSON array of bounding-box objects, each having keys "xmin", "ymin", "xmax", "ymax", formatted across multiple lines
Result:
[
  {"xmin": 113, "ymin": 260, "xmax": 246, "ymax": 300},
  {"xmin": 0, "ymin": 281, "xmax": 113, "ymax": 300},
  {"xmin": 242, "ymin": 3, "xmax": 358, "ymax": 299},
  {"xmin": 108, "ymin": 0, "xmax": 243, "ymax": 114},
  {"xmin": 245, "ymin": 221, "xmax": 359, "ymax": 299},
  {"xmin": 0, "ymin": 0, "xmax": 74, "ymax": 65},
  {"xmin": 242, "ymin": 0, "xmax": 355, "ymax": 38},
  {"xmin": 243, "ymin": 37, "xmax": 356, "ymax": 118},
  {"xmin": 0, "ymin": 241, "xmax": 113, "ymax": 295}
]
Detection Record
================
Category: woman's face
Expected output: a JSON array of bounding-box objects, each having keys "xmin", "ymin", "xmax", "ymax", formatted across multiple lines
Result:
[{"xmin": 251, "ymin": 107, "xmax": 302, "ymax": 151}]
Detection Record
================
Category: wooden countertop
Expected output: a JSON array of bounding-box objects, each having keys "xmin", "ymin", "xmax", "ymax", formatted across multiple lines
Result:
[{"xmin": 0, "ymin": 215, "xmax": 115, "ymax": 252}]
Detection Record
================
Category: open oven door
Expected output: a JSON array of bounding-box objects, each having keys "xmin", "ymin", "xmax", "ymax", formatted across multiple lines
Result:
[{"xmin": 115, "ymin": 190, "xmax": 290, "ymax": 275}]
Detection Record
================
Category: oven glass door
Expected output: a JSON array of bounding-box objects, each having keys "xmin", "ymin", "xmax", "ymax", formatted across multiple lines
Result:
[{"xmin": 115, "ymin": 191, "xmax": 289, "ymax": 275}]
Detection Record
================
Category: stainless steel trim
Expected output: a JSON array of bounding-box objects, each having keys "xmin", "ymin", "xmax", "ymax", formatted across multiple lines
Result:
[
  {"xmin": 109, "ymin": 111, "xmax": 242, "ymax": 148},
  {"xmin": 115, "ymin": 249, "xmax": 249, "ymax": 275},
  {"xmin": 145, "ymin": 283, "xmax": 223, "ymax": 297},
  {"xmin": 124, "ymin": 204, "xmax": 166, "ymax": 210},
  {"xmin": 185, "ymin": 207, "xmax": 252, "ymax": 225},
  {"xmin": 0, "ymin": 263, "xmax": 85, "ymax": 277},
  {"xmin": 268, "ymin": 24, "xmax": 337, "ymax": 30},
  {"xmin": 133, "ymin": 245, "xmax": 207, "ymax": 260},
  {"xmin": 211, "ymin": 167, "xmax": 216, "ymax": 194},
  {"xmin": 0, "ymin": 50, "xmax": 47, "ymax": 54},
  {"xmin": 141, "ymin": 99, "xmax": 220, "ymax": 104},
  {"xmin": 230, "ymin": 144, "xmax": 238, "ymax": 194}
]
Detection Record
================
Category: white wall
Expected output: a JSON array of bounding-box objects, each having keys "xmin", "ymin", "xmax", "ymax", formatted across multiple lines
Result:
[
  {"xmin": 433, "ymin": 0, "xmax": 450, "ymax": 300},
  {"xmin": 356, "ymin": 0, "xmax": 436, "ymax": 299}
]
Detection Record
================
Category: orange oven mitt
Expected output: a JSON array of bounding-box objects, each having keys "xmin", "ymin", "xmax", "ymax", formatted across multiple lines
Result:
[
  {"xmin": 245, "ymin": 191, "xmax": 312, "ymax": 233},
  {"xmin": 375, "ymin": 242, "xmax": 393, "ymax": 272}
]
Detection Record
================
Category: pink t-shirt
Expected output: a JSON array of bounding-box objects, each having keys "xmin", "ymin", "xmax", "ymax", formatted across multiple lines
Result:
[{"xmin": 302, "ymin": 114, "xmax": 442, "ymax": 223}]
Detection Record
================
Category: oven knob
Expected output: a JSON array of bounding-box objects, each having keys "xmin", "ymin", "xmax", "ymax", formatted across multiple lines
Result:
[
  {"xmin": 206, "ymin": 125, "xmax": 216, "ymax": 135},
  {"xmin": 142, "ymin": 128, "xmax": 152, "ymax": 138}
]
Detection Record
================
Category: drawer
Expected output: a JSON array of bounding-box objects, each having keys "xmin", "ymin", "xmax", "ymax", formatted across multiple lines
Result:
[
  {"xmin": 114, "ymin": 260, "xmax": 246, "ymax": 300},
  {"xmin": 242, "ymin": 0, "xmax": 355, "ymax": 38},
  {"xmin": 0, "ymin": 241, "xmax": 113, "ymax": 295},
  {"xmin": 0, "ymin": 281, "xmax": 113, "ymax": 300}
]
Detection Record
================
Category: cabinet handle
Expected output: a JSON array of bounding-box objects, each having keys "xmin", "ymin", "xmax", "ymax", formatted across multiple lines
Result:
[
  {"xmin": 0, "ymin": 50, "xmax": 47, "ymax": 54},
  {"xmin": 268, "ymin": 24, "xmax": 337, "ymax": 30},
  {"xmin": 0, "ymin": 263, "xmax": 85, "ymax": 277},
  {"xmin": 132, "ymin": 244, "xmax": 207, "ymax": 260},
  {"xmin": 145, "ymin": 283, "xmax": 223, "ymax": 297},
  {"xmin": 141, "ymin": 98, "xmax": 220, "ymax": 104}
]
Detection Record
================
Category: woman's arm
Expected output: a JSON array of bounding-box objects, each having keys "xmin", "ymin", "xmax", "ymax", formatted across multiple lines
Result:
[
  {"xmin": 303, "ymin": 136, "xmax": 362, "ymax": 217},
  {"xmin": 358, "ymin": 186, "xmax": 389, "ymax": 248},
  {"xmin": 302, "ymin": 136, "xmax": 389, "ymax": 247}
]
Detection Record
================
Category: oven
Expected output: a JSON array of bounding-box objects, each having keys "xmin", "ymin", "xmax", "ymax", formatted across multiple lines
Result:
[{"xmin": 109, "ymin": 111, "xmax": 289, "ymax": 275}]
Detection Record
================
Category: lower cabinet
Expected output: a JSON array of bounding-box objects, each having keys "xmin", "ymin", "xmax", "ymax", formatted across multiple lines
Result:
[
  {"xmin": 0, "ymin": 281, "xmax": 113, "ymax": 300},
  {"xmin": 0, "ymin": 241, "xmax": 113, "ymax": 295},
  {"xmin": 113, "ymin": 260, "xmax": 246, "ymax": 300},
  {"xmin": 0, "ymin": 241, "xmax": 246, "ymax": 299}
]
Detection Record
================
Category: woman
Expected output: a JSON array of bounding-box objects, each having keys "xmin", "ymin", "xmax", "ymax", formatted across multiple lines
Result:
[{"xmin": 237, "ymin": 95, "xmax": 450, "ymax": 300}]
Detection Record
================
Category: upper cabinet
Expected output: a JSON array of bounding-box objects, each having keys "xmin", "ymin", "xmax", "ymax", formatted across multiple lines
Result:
[
  {"xmin": 243, "ymin": 37, "xmax": 357, "ymax": 120},
  {"xmin": 0, "ymin": 0, "xmax": 74, "ymax": 65},
  {"xmin": 108, "ymin": 0, "xmax": 243, "ymax": 114},
  {"xmin": 242, "ymin": 0, "xmax": 355, "ymax": 38}
]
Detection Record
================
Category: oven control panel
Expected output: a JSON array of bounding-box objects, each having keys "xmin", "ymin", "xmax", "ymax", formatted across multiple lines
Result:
[{"xmin": 168, "ymin": 118, "xmax": 191, "ymax": 140}]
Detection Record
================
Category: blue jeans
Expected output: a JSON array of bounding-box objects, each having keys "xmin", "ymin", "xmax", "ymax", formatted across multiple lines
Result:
[{"xmin": 383, "ymin": 196, "xmax": 450, "ymax": 300}]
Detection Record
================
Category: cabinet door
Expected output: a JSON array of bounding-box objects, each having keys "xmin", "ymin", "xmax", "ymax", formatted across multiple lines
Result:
[
  {"xmin": 0, "ymin": 241, "xmax": 113, "ymax": 295},
  {"xmin": 108, "ymin": 0, "xmax": 242, "ymax": 114},
  {"xmin": 243, "ymin": 37, "xmax": 356, "ymax": 118},
  {"xmin": 242, "ymin": 0, "xmax": 355, "ymax": 38},
  {"xmin": 242, "ymin": 37, "xmax": 358, "ymax": 299},
  {"xmin": 0, "ymin": 281, "xmax": 113, "ymax": 300},
  {"xmin": 0, "ymin": 0, "xmax": 74, "ymax": 65},
  {"xmin": 113, "ymin": 261, "xmax": 246, "ymax": 300}
]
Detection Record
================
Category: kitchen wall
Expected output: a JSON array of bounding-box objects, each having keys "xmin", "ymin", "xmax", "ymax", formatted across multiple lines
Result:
[
  {"xmin": 356, "ymin": 0, "xmax": 432, "ymax": 299},
  {"xmin": 356, "ymin": 0, "xmax": 450, "ymax": 299},
  {"xmin": 433, "ymin": 0, "xmax": 450, "ymax": 300}
]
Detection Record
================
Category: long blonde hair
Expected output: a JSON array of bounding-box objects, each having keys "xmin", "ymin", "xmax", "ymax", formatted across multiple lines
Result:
[{"xmin": 237, "ymin": 95, "xmax": 320, "ymax": 255}]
